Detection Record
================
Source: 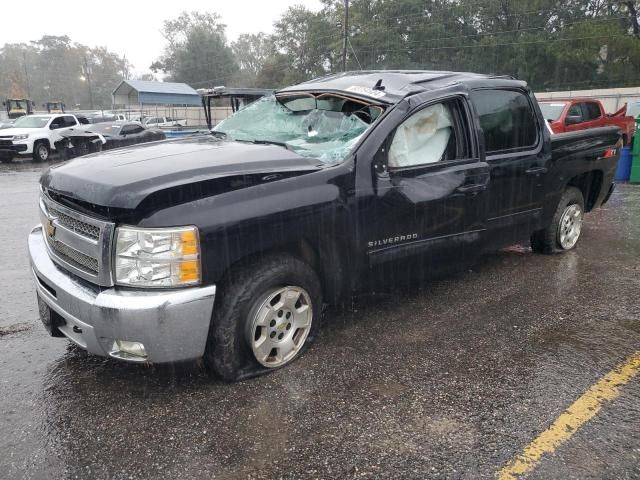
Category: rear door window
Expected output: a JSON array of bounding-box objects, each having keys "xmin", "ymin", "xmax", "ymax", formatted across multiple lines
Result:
[
  {"xmin": 584, "ymin": 102, "xmax": 602, "ymax": 120},
  {"xmin": 471, "ymin": 89, "xmax": 538, "ymax": 154}
]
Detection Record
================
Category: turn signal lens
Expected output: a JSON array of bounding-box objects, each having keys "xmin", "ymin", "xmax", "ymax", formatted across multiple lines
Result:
[
  {"xmin": 179, "ymin": 260, "xmax": 200, "ymax": 283},
  {"xmin": 180, "ymin": 230, "xmax": 198, "ymax": 256}
]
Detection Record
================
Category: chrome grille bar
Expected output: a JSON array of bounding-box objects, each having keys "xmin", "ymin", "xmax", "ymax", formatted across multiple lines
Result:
[{"xmin": 39, "ymin": 194, "xmax": 115, "ymax": 286}]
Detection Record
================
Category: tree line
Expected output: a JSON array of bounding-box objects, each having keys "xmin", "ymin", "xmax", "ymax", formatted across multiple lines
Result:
[
  {"xmin": 0, "ymin": 36, "xmax": 133, "ymax": 110},
  {"xmin": 154, "ymin": 0, "xmax": 640, "ymax": 92},
  {"xmin": 2, "ymin": 0, "xmax": 640, "ymax": 110}
]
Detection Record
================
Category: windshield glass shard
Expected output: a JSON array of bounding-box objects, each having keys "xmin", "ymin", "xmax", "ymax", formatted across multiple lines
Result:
[{"xmin": 214, "ymin": 94, "xmax": 383, "ymax": 164}]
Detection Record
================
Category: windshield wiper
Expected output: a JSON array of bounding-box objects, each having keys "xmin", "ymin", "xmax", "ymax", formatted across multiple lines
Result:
[
  {"xmin": 250, "ymin": 139, "xmax": 291, "ymax": 150},
  {"xmin": 209, "ymin": 130, "xmax": 229, "ymax": 139},
  {"xmin": 235, "ymin": 138, "xmax": 291, "ymax": 151}
]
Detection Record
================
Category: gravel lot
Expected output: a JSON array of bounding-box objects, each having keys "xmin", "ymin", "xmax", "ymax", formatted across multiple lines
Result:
[{"xmin": 1, "ymin": 161, "xmax": 639, "ymax": 479}]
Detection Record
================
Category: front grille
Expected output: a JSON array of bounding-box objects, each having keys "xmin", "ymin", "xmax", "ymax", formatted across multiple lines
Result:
[
  {"xmin": 48, "ymin": 205, "xmax": 100, "ymax": 240},
  {"xmin": 0, "ymin": 140, "xmax": 13, "ymax": 147},
  {"xmin": 40, "ymin": 193, "xmax": 115, "ymax": 286},
  {"xmin": 47, "ymin": 238, "xmax": 99, "ymax": 273}
]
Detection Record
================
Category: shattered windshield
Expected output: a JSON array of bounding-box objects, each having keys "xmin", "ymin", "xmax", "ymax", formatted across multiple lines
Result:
[{"xmin": 214, "ymin": 94, "xmax": 383, "ymax": 164}]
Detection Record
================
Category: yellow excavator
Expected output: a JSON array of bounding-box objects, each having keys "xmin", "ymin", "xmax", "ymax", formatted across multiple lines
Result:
[
  {"xmin": 45, "ymin": 101, "xmax": 66, "ymax": 114},
  {"xmin": 3, "ymin": 98, "xmax": 34, "ymax": 119}
]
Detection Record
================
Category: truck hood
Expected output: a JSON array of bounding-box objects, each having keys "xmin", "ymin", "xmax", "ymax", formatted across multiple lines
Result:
[
  {"xmin": 42, "ymin": 135, "xmax": 323, "ymax": 210},
  {"xmin": 0, "ymin": 128, "xmax": 39, "ymax": 137}
]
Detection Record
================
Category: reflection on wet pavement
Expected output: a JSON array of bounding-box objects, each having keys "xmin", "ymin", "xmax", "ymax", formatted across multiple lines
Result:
[{"xmin": 1, "ymin": 161, "xmax": 639, "ymax": 479}]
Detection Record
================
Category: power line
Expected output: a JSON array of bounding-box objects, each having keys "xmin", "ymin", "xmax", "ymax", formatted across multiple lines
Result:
[{"xmin": 352, "ymin": 33, "xmax": 633, "ymax": 55}]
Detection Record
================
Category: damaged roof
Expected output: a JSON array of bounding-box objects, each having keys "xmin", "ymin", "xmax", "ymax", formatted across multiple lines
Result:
[{"xmin": 278, "ymin": 70, "xmax": 515, "ymax": 103}]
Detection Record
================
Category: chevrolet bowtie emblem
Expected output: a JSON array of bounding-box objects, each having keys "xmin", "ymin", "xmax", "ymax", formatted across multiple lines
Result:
[{"xmin": 46, "ymin": 219, "xmax": 56, "ymax": 238}]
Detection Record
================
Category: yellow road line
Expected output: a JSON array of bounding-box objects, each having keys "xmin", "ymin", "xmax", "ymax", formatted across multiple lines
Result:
[{"xmin": 498, "ymin": 351, "xmax": 640, "ymax": 480}]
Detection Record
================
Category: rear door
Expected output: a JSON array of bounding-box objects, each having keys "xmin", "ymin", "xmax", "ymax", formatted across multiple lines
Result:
[
  {"xmin": 470, "ymin": 88, "xmax": 547, "ymax": 246},
  {"xmin": 367, "ymin": 96, "xmax": 489, "ymax": 270}
]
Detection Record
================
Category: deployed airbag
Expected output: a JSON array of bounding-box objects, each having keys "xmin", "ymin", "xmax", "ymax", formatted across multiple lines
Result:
[{"xmin": 389, "ymin": 103, "xmax": 453, "ymax": 167}]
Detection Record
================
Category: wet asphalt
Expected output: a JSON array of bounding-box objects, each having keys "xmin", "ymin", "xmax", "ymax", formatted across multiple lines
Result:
[{"xmin": 0, "ymin": 160, "xmax": 639, "ymax": 480}]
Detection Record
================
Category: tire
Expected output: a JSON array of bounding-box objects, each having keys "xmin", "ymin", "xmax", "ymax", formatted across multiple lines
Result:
[
  {"xmin": 32, "ymin": 141, "xmax": 50, "ymax": 162},
  {"xmin": 531, "ymin": 186, "xmax": 585, "ymax": 254},
  {"xmin": 205, "ymin": 254, "xmax": 322, "ymax": 381}
]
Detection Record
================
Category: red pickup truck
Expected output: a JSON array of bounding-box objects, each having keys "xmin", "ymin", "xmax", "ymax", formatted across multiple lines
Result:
[{"xmin": 539, "ymin": 99, "xmax": 635, "ymax": 145}]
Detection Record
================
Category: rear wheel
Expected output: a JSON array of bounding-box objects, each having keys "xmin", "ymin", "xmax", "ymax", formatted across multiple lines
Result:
[
  {"xmin": 204, "ymin": 254, "xmax": 322, "ymax": 381},
  {"xmin": 531, "ymin": 187, "xmax": 585, "ymax": 254},
  {"xmin": 32, "ymin": 141, "xmax": 50, "ymax": 162}
]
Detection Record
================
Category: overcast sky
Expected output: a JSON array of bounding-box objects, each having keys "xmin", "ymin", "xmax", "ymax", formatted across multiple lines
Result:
[{"xmin": 0, "ymin": 0, "xmax": 322, "ymax": 76}]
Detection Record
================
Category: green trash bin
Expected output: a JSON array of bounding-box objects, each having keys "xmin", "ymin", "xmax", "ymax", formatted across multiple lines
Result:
[{"xmin": 631, "ymin": 116, "xmax": 640, "ymax": 183}]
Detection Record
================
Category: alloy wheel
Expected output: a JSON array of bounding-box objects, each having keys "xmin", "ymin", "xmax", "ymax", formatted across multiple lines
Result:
[
  {"xmin": 558, "ymin": 203, "xmax": 583, "ymax": 250},
  {"xmin": 248, "ymin": 286, "xmax": 313, "ymax": 368}
]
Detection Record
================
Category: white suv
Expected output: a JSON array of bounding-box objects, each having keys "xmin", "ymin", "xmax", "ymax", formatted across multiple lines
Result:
[{"xmin": 0, "ymin": 114, "xmax": 80, "ymax": 162}]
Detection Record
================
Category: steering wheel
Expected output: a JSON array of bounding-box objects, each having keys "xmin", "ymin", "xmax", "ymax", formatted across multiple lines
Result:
[{"xmin": 351, "ymin": 107, "xmax": 372, "ymax": 123}]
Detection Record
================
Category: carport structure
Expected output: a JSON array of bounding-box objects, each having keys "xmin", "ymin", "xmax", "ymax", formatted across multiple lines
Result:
[{"xmin": 111, "ymin": 80, "xmax": 203, "ymax": 127}]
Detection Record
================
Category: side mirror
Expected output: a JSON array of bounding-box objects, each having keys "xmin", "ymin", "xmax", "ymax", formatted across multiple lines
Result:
[
  {"xmin": 50, "ymin": 123, "xmax": 61, "ymax": 130},
  {"xmin": 565, "ymin": 115, "xmax": 583, "ymax": 125}
]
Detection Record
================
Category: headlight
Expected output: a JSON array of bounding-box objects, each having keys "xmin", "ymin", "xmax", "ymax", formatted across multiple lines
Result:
[
  {"xmin": 13, "ymin": 134, "xmax": 29, "ymax": 140},
  {"xmin": 114, "ymin": 226, "xmax": 201, "ymax": 287}
]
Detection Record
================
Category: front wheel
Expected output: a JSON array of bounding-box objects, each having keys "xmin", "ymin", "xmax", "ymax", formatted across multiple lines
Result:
[
  {"xmin": 204, "ymin": 254, "xmax": 322, "ymax": 381},
  {"xmin": 32, "ymin": 141, "xmax": 50, "ymax": 162},
  {"xmin": 531, "ymin": 186, "xmax": 585, "ymax": 254}
]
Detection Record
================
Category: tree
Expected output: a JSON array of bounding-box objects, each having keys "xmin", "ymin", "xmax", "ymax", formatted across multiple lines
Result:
[
  {"xmin": 151, "ymin": 11, "xmax": 238, "ymax": 87},
  {"xmin": 271, "ymin": 5, "xmax": 338, "ymax": 84},
  {"xmin": 0, "ymin": 36, "xmax": 132, "ymax": 109},
  {"xmin": 231, "ymin": 33, "xmax": 275, "ymax": 86}
]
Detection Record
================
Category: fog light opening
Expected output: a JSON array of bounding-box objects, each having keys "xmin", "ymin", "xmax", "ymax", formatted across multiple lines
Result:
[{"xmin": 111, "ymin": 339, "xmax": 148, "ymax": 360}]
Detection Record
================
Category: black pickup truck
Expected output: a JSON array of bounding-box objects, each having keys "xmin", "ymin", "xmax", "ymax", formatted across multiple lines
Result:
[{"xmin": 29, "ymin": 71, "xmax": 620, "ymax": 380}]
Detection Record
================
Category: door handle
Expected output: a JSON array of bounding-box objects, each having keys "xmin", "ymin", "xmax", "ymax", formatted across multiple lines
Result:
[
  {"xmin": 456, "ymin": 183, "xmax": 486, "ymax": 194},
  {"xmin": 525, "ymin": 166, "xmax": 548, "ymax": 175}
]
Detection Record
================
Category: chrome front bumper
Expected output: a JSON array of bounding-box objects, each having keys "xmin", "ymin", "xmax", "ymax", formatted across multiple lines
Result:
[{"xmin": 28, "ymin": 226, "xmax": 216, "ymax": 363}]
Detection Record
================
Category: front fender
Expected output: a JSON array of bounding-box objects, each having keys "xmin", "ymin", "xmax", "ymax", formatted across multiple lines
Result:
[{"xmin": 136, "ymin": 164, "xmax": 355, "ymax": 285}]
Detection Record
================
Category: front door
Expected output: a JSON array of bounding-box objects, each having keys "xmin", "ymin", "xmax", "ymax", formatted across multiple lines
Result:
[{"xmin": 365, "ymin": 96, "xmax": 490, "ymax": 280}]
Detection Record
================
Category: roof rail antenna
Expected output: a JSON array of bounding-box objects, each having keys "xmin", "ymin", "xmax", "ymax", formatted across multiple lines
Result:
[{"xmin": 373, "ymin": 79, "xmax": 385, "ymax": 91}]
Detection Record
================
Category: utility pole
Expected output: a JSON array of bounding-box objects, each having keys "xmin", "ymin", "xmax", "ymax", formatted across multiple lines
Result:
[
  {"xmin": 22, "ymin": 51, "xmax": 31, "ymax": 98},
  {"xmin": 341, "ymin": 0, "xmax": 349, "ymax": 72},
  {"xmin": 83, "ymin": 56, "xmax": 94, "ymax": 109}
]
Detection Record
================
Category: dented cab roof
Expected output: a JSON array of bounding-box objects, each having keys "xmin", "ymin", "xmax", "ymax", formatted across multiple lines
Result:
[{"xmin": 277, "ymin": 70, "xmax": 519, "ymax": 104}]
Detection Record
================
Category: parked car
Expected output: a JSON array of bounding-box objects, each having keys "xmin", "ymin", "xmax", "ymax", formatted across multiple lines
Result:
[
  {"xmin": 29, "ymin": 71, "xmax": 621, "ymax": 381},
  {"xmin": 85, "ymin": 112, "xmax": 117, "ymax": 124},
  {"xmin": 54, "ymin": 130, "xmax": 104, "ymax": 159},
  {"xmin": 539, "ymin": 99, "xmax": 635, "ymax": 145},
  {"xmin": 84, "ymin": 121, "xmax": 166, "ymax": 150},
  {"xmin": 0, "ymin": 113, "xmax": 84, "ymax": 162},
  {"xmin": 144, "ymin": 116, "xmax": 186, "ymax": 128},
  {"xmin": 75, "ymin": 114, "xmax": 91, "ymax": 125}
]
